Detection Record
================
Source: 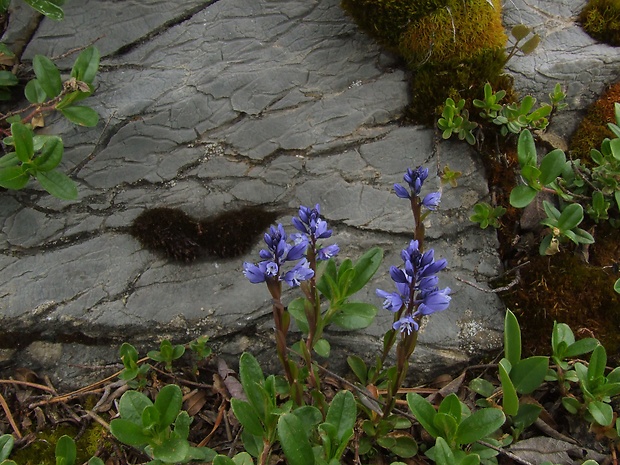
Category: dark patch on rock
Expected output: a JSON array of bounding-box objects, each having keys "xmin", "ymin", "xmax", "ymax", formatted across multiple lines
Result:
[{"xmin": 130, "ymin": 206, "xmax": 279, "ymax": 261}]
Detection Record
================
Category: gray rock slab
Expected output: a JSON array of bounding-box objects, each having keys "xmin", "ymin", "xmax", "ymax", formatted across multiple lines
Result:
[
  {"xmin": 11, "ymin": 0, "xmax": 612, "ymax": 388},
  {"xmin": 503, "ymin": 0, "xmax": 620, "ymax": 138}
]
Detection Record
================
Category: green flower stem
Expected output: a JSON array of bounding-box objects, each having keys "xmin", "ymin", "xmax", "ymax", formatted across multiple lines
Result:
[{"xmin": 300, "ymin": 243, "xmax": 321, "ymax": 392}]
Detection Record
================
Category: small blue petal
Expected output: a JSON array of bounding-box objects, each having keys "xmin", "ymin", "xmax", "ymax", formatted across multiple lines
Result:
[{"xmin": 394, "ymin": 183, "xmax": 410, "ymax": 199}]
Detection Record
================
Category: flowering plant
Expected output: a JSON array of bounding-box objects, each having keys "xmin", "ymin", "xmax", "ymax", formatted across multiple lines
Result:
[
  {"xmin": 375, "ymin": 167, "xmax": 451, "ymax": 415},
  {"xmin": 243, "ymin": 204, "xmax": 382, "ymax": 403}
]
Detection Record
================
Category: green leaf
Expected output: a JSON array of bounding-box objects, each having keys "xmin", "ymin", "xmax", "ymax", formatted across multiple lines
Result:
[
  {"xmin": 277, "ymin": 413, "xmax": 315, "ymax": 465},
  {"xmin": 118, "ymin": 390, "xmax": 153, "ymax": 424},
  {"xmin": 511, "ymin": 356, "xmax": 549, "ymax": 394},
  {"xmin": 325, "ymin": 390, "xmax": 356, "ymax": 443},
  {"xmin": 438, "ymin": 394, "xmax": 462, "ymax": 423},
  {"xmin": 0, "ymin": 166, "xmax": 29, "ymax": 190},
  {"xmin": 23, "ymin": 0, "xmax": 63, "ymax": 19},
  {"xmin": 240, "ymin": 430, "xmax": 263, "ymax": 458},
  {"xmin": 71, "ymin": 46, "xmax": 100, "ymax": 84},
  {"xmin": 347, "ymin": 355, "xmax": 367, "ymax": 384},
  {"xmin": 432, "ymin": 437, "xmax": 455, "ymax": 465},
  {"xmin": 517, "ymin": 129, "xmax": 537, "ymax": 167},
  {"xmin": 316, "ymin": 259, "xmax": 337, "ymax": 300},
  {"xmin": 456, "ymin": 408, "xmax": 505, "ymax": 445},
  {"xmin": 519, "ymin": 34, "xmax": 540, "ymax": 54},
  {"xmin": 33, "ymin": 54, "xmax": 61, "ymax": 98},
  {"xmin": 88, "ymin": 458, "xmax": 105, "ymax": 465},
  {"xmin": 509, "ymin": 185, "xmax": 537, "ymax": 208},
  {"xmin": 561, "ymin": 396, "xmax": 581, "ymax": 414},
  {"xmin": 564, "ymin": 338, "xmax": 599, "ymax": 358},
  {"xmin": 60, "ymin": 105, "xmax": 99, "ymax": 127},
  {"xmin": 24, "ymin": 79, "xmax": 47, "ymax": 103},
  {"xmin": 34, "ymin": 136, "xmax": 63, "ymax": 171},
  {"xmin": 313, "ymin": 338, "xmax": 330, "ymax": 358},
  {"xmin": 330, "ymin": 302, "xmax": 377, "ymax": 330},
  {"xmin": 154, "ymin": 384, "xmax": 183, "ymax": 428},
  {"xmin": 152, "ymin": 437, "xmax": 190, "ymax": 463},
  {"xmin": 469, "ymin": 378, "xmax": 495, "ymax": 398},
  {"xmin": 433, "ymin": 413, "xmax": 458, "ymax": 442},
  {"xmin": 0, "ymin": 152, "xmax": 19, "ymax": 169},
  {"xmin": 239, "ymin": 352, "xmax": 266, "ymax": 416},
  {"xmin": 377, "ymin": 434, "xmax": 418, "ymax": 458},
  {"xmin": 346, "ymin": 247, "xmax": 383, "ymax": 296},
  {"xmin": 511, "ymin": 24, "xmax": 531, "ymax": 41},
  {"xmin": 173, "ymin": 411, "xmax": 191, "ymax": 440},
  {"xmin": 109, "ymin": 418, "xmax": 151, "ymax": 446},
  {"xmin": 587, "ymin": 401, "xmax": 613, "ymax": 426},
  {"xmin": 11, "ymin": 122, "xmax": 34, "ymax": 163},
  {"xmin": 504, "ymin": 310, "xmax": 521, "ymax": 366},
  {"xmin": 588, "ymin": 345, "xmax": 607, "ymax": 382},
  {"xmin": 214, "ymin": 455, "xmax": 237, "ymax": 465},
  {"xmin": 288, "ymin": 297, "xmax": 309, "ymax": 333},
  {"xmin": 0, "ymin": 70, "xmax": 17, "ymax": 87},
  {"xmin": 538, "ymin": 149, "xmax": 566, "ymax": 186},
  {"xmin": 0, "ymin": 435, "xmax": 14, "ymax": 461},
  {"xmin": 232, "ymin": 397, "xmax": 265, "ymax": 436},
  {"xmin": 55, "ymin": 435, "xmax": 76, "ymax": 465},
  {"xmin": 35, "ymin": 170, "xmax": 78, "ymax": 200},
  {"xmin": 557, "ymin": 203, "xmax": 583, "ymax": 232},
  {"xmin": 407, "ymin": 393, "xmax": 439, "ymax": 438},
  {"xmin": 498, "ymin": 359, "xmax": 519, "ymax": 416},
  {"xmin": 513, "ymin": 403, "xmax": 542, "ymax": 431}
]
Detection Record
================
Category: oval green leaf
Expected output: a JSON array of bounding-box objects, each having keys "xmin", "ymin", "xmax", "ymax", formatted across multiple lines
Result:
[
  {"xmin": 11, "ymin": 122, "xmax": 34, "ymax": 162},
  {"xmin": 152, "ymin": 437, "xmax": 190, "ymax": 464},
  {"xmin": 33, "ymin": 54, "xmax": 61, "ymax": 98},
  {"xmin": 456, "ymin": 408, "xmax": 505, "ymax": 445},
  {"xmin": 34, "ymin": 136, "xmax": 63, "ymax": 171},
  {"xmin": 330, "ymin": 302, "xmax": 377, "ymax": 330},
  {"xmin": 277, "ymin": 413, "xmax": 314, "ymax": 465},
  {"xmin": 510, "ymin": 356, "xmax": 549, "ymax": 394},
  {"xmin": 60, "ymin": 105, "xmax": 99, "ymax": 127},
  {"xmin": 35, "ymin": 170, "xmax": 78, "ymax": 200},
  {"xmin": 24, "ymin": 0, "xmax": 64, "ymax": 20},
  {"xmin": 24, "ymin": 79, "xmax": 47, "ymax": 103},
  {"xmin": 509, "ymin": 185, "xmax": 537, "ymax": 208},
  {"xmin": 71, "ymin": 46, "xmax": 100, "ymax": 84},
  {"xmin": 55, "ymin": 435, "xmax": 76, "ymax": 465},
  {"xmin": 154, "ymin": 384, "xmax": 183, "ymax": 428},
  {"xmin": 0, "ymin": 166, "xmax": 29, "ymax": 190},
  {"xmin": 557, "ymin": 203, "xmax": 583, "ymax": 232}
]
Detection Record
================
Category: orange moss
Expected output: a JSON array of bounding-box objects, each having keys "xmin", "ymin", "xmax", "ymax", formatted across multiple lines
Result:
[{"xmin": 569, "ymin": 80, "xmax": 620, "ymax": 161}]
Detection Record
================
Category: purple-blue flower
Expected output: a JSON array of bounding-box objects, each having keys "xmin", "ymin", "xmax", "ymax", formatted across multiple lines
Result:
[
  {"xmin": 376, "ymin": 238, "xmax": 450, "ymax": 333},
  {"xmin": 292, "ymin": 204, "xmax": 333, "ymax": 240},
  {"xmin": 283, "ymin": 259, "xmax": 314, "ymax": 287},
  {"xmin": 416, "ymin": 287, "xmax": 451, "ymax": 316},
  {"xmin": 243, "ymin": 261, "xmax": 277, "ymax": 283},
  {"xmin": 393, "ymin": 315, "xmax": 418, "ymax": 334},
  {"xmin": 394, "ymin": 167, "xmax": 429, "ymax": 198},
  {"xmin": 317, "ymin": 244, "xmax": 340, "ymax": 260},
  {"xmin": 376, "ymin": 289, "xmax": 404, "ymax": 312},
  {"xmin": 422, "ymin": 192, "xmax": 441, "ymax": 210}
]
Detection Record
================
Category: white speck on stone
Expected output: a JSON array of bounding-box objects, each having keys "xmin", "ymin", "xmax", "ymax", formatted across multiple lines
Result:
[{"xmin": 349, "ymin": 80, "xmax": 362, "ymax": 88}]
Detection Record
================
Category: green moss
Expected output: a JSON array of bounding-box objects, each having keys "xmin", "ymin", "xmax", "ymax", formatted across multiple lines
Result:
[
  {"xmin": 341, "ymin": 0, "xmax": 450, "ymax": 50},
  {"xmin": 579, "ymin": 0, "xmax": 620, "ymax": 46},
  {"xmin": 398, "ymin": 0, "xmax": 507, "ymax": 65},
  {"xmin": 341, "ymin": 0, "xmax": 511, "ymax": 124},
  {"xmin": 408, "ymin": 48, "xmax": 510, "ymax": 124},
  {"xmin": 10, "ymin": 422, "xmax": 107, "ymax": 465}
]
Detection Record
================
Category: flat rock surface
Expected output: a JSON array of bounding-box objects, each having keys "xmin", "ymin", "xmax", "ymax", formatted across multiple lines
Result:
[{"xmin": 0, "ymin": 0, "xmax": 618, "ymax": 388}]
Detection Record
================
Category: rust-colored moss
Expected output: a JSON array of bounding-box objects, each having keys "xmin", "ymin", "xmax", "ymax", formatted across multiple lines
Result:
[
  {"xmin": 501, "ymin": 228, "xmax": 620, "ymax": 365},
  {"xmin": 569, "ymin": 80, "xmax": 620, "ymax": 161}
]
